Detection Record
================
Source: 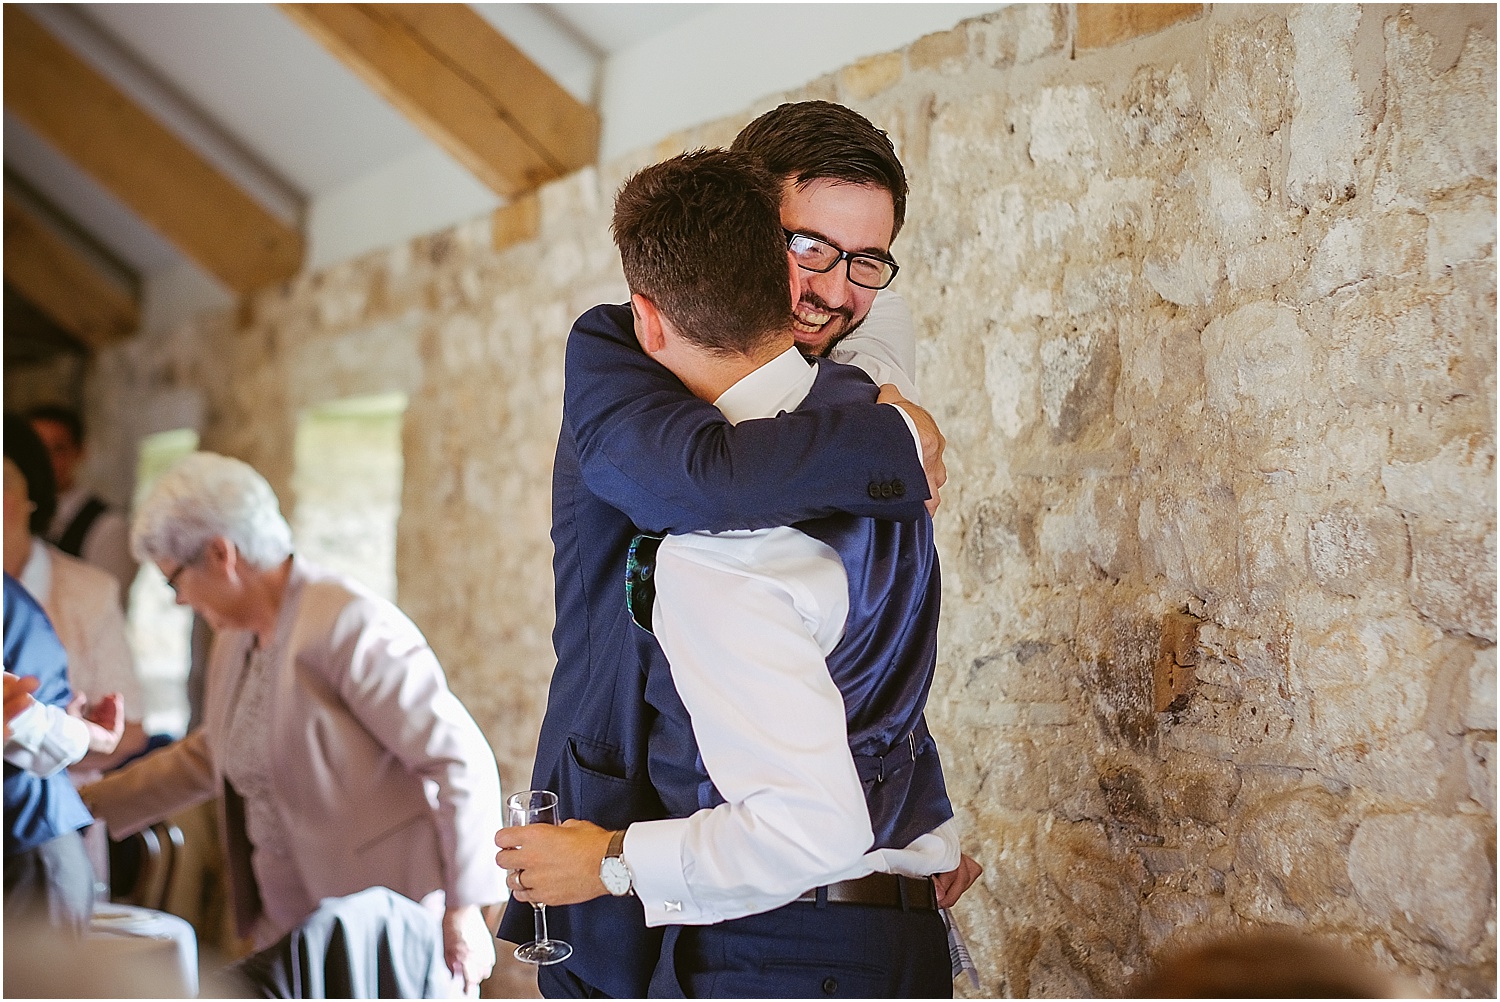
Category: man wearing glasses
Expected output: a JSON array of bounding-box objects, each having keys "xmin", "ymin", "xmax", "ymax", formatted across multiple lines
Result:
[{"xmin": 499, "ymin": 102, "xmax": 978, "ymax": 998}]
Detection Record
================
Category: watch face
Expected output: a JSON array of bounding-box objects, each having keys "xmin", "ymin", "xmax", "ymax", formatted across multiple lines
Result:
[{"xmin": 600, "ymin": 856, "xmax": 632, "ymax": 896}]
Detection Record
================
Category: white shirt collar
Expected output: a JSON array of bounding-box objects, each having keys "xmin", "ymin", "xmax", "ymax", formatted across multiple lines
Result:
[
  {"xmin": 18, "ymin": 538, "xmax": 52, "ymax": 604},
  {"xmin": 711, "ymin": 346, "xmax": 816, "ymax": 425}
]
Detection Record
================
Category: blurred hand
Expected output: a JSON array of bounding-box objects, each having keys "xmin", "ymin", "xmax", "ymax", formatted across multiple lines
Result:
[
  {"xmin": 442, "ymin": 903, "xmax": 495, "ymax": 994},
  {"xmin": 3, "ymin": 672, "xmax": 39, "ymax": 738},
  {"xmin": 68, "ymin": 692, "xmax": 125, "ymax": 755},
  {"xmin": 934, "ymin": 852, "xmax": 984, "ymax": 909},
  {"xmin": 877, "ymin": 384, "xmax": 946, "ymax": 515}
]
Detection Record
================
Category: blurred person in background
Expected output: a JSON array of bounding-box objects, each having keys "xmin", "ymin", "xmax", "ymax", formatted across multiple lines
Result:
[
  {"xmin": 81, "ymin": 452, "xmax": 505, "ymax": 996},
  {"xmin": 28, "ymin": 404, "xmax": 138, "ymax": 607},
  {"xmin": 5, "ymin": 414, "xmax": 148, "ymax": 778}
]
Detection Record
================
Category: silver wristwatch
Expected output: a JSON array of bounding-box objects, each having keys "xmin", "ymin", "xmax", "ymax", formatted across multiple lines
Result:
[{"xmin": 599, "ymin": 828, "xmax": 634, "ymax": 897}]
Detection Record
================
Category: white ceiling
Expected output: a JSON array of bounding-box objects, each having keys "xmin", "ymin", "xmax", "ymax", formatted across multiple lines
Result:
[{"xmin": 4, "ymin": 3, "xmax": 1002, "ymax": 321}]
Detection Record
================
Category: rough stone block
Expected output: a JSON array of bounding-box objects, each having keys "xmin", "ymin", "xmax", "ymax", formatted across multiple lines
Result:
[
  {"xmin": 1028, "ymin": 86, "xmax": 1101, "ymax": 167},
  {"xmin": 1145, "ymin": 239, "xmax": 1223, "ymax": 306},
  {"xmin": 1464, "ymin": 647, "xmax": 1496, "ymax": 731},
  {"xmin": 1305, "ymin": 502, "xmax": 1408, "ymax": 596},
  {"xmin": 1201, "ymin": 302, "xmax": 1309, "ymax": 416},
  {"xmin": 1137, "ymin": 487, "xmax": 1240, "ymax": 602},
  {"xmin": 1155, "ymin": 612, "xmax": 1201, "ymax": 712},
  {"xmin": 1381, "ymin": 434, "xmax": 1495, "ymax": 526},
  {"xmin": 1427, "ymin": 195, "xmax": 1498, "ymax": 279},
  {"xmin": 1123, "ymin": 64, "xmax": 1198, "ymax": 149},
  {"xmin": 1076, "ymin": 4, "xmax": 1203, "ymax": 51},
  {"xmin": 1039, "ymin": 316, "xmax": 1119, "ymax": 440},
  {"xmin": 1163, "ymin": 755, "xmax": 1240, "ymax": 826},
  {"xmin": 1408, "ymin": 518, "xmax": 1498, "ymax": 642},
  {"xmin": 908, "ymin": 26, "xmax": 968, "ymax": 74},
  {"xmin": 982, "ymin": 325, "xmax": 1039, "ymax": 438},
  {"xmin": 1233, "ymin": 786, "xmax": 1357, "ymax": 923},
  {"xmin": 1377, "ymin": 16, "xmax": 1498, "ymax": 203},
  {"xmin": 839, "ymin": 51, "xmax": 903, "ymax": 100},
  {"xmin": 1287, "ymin": 5, "xmax": 1366, "ymax": 210},
  {"xmin": 968, "ymin": 4, "xmax": 1067, "ymax": 70},
  {"xmin": 1348, "ymin": 812, "xmax": 1492, "ymax": 952},
  {"xmin": 1465, "ymin": 734, "xmax": 1495, "ymax": 813},
  {"xmin": 1225, "ymin": 240, "xmax": 1298, "ymax": 291}
]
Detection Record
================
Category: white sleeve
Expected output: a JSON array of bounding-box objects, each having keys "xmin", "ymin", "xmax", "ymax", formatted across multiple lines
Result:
[
  {"xmin": 4, "ymin": 699, "xmax": 90, "ymax": 777},
  {"xmin": 827, "ymin": 289, "xmax": 919, "ymax": 402},
  {"xmin": 625, "ymin": 529, "xmax": 873, "ymax": 927}
]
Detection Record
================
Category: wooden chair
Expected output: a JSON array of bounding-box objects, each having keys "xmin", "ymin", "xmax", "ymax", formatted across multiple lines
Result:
[{"xmin": 109, "ymin": 820, "xmax": 186, "ymax": 912}]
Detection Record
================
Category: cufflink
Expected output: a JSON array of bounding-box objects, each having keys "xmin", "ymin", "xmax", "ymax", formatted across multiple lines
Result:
[{"xmin": 664, "ymin": 900, "xmax": 683, "ymax": 913}]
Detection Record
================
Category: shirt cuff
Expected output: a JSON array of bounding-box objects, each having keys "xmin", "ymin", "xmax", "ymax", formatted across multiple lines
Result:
[
  {"xmin": 624, "ymin": 818, "xmax": 709, "ymax": 927},
  {"xmin": 3, "ymin": 703, "xmax": 89, "ymax": 777},
  {"xmin": 881, "ymin": 400, "xmax": 923, "ymax": 469}
]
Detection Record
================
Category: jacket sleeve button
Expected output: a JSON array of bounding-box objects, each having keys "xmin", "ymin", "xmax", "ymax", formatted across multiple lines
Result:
[
  {"xmin": 892, "ymin": 479, "xmax": 905, "ymax": 498},
  {"xmin": 867, "ymin": 482, "xmax": 882, "ymax": 500}
]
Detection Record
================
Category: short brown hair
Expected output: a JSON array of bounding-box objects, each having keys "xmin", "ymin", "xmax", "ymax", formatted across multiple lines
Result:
[
  {"xmin": 612, "ymin": 149, "xmax": 790, "ymax": 354},
  {"xmin": 732, "ymin": 101, "xmax": 908, "ymax": 238}
]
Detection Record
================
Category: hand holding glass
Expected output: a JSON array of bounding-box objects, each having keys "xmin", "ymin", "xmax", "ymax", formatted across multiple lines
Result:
[{"xmin": 506, "ymin": 790, "xmax": 573, "ymax": 965}]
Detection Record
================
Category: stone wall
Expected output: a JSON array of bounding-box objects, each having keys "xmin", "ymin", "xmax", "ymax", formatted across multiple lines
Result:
[{"xmin": 85, "ymin": 4, "xmax": 1495, "ymax": 996}]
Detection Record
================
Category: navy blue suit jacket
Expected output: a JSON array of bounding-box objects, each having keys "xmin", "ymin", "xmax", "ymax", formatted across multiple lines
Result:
[
  {"xmin": 497, "ymin": 304, "xmax": 927, "ymax": 997},
  {"xmin": 4, "ymin": 573, "xmax": 93, "ymax": 856}
]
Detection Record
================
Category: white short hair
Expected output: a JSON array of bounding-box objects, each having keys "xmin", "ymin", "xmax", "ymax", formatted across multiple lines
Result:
[{"xmin": 132, "ymin": 452, "xmax": 294, "ymax": 571}]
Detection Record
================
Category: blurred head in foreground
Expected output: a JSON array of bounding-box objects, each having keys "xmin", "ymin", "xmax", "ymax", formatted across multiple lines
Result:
[{"xmin": 1135, "ymin": 931, "xmax": 1413, "ymax": 998}]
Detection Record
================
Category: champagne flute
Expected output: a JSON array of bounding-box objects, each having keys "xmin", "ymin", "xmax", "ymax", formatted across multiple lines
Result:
[{"xmin": 506, "ymin": 790, "xmax": 573, "ymax": 965}]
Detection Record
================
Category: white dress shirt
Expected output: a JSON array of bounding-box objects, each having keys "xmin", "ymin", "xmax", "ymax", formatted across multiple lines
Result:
[
  {"xmin": 624, "ymin": 345, "xmax": 958, "ymax": 927},
  {"xmin": 831, "ymin": 290, "xmax": 920, "ymax": 403}
]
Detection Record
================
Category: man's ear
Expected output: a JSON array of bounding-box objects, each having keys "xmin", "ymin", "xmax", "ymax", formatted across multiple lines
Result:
[
  {"xmin": 787, "ymin": 252, "xmax": 804, "ymax": 310},
  {"xmin": 202, "ymin": 536, "xmax": 236, "ymax": 581},
  {"xmin": 631, "ymin": 293, "xmax": 668, "ymax": 356}
]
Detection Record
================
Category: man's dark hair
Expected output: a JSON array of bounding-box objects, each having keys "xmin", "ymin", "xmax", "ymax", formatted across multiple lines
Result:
[
  {"xmin": 4, "ymin": 412, "xmax": 57, "ymax": 535},
  {"xmin": 732, "ymin": 100, "xmax": 908, "ymax": 238},
  {"xmin": 25, "ymin": 403, "xmax": 84, "ymax": 449},
  {"xmin": 612, "ymin": 149, "xmax": 790, "ymax": 354}
]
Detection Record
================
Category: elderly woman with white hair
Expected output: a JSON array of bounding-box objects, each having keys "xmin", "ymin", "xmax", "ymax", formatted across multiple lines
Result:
[{"xmin": 82, "ymin": 452, "xmax": 505, "ymax": 994}]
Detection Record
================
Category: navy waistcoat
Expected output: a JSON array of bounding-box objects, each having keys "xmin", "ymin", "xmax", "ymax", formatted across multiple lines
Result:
[{"xmin": 647, "ymin": 359, "xmax": 954, "ymax": 857}]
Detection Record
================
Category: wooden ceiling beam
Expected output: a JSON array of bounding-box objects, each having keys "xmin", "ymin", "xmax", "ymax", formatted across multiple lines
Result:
[
  {"xmin": 3, "ymin": 7, "xmax": 304, "ymax": 295},
  {"xmin": 4, "ymin": 196, "xmax": 139, "ymax": 349},
  {"xmin": 281, "ymin": 3, "xmax": 600, "ymax": 198}
]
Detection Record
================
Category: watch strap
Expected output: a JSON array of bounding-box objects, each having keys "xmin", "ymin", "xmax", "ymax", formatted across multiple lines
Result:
[{"xmin": 606, "ymin": 828, "xmax": 627, "ymax": 859}]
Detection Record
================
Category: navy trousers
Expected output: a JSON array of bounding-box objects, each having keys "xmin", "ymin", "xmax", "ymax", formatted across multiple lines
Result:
[{"xmin": 649, "ymin": 899, "xmax": 951, "ymax": 999}]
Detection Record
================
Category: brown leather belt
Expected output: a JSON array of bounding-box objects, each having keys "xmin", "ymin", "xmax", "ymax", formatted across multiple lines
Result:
[{"xmin": 794, "ymin": 873, "xmax": 937, "ymax": 911}]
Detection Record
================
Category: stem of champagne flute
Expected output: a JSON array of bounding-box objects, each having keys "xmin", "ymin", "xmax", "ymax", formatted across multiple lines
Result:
[{"xmin": 534, "ymin": 903, "xmax": 549, "ymax": 944}]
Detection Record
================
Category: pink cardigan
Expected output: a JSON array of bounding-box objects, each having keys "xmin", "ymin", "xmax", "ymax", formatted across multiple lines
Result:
[{"xmin": 83, "ymin": 558, "xmax": 506, "ymax": 942}]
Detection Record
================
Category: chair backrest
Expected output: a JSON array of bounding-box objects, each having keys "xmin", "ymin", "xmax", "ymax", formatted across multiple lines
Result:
[{"xmin": 110, "ymin": 820, "xmax": 185, "ymax": 912}]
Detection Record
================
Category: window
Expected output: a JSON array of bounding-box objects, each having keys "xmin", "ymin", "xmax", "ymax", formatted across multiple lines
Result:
[
  {"xmin": 291, "ymin": 392, "xmax": 407, "ymax": 601},
  {"xmin": 127, "ymin": 428, "xmax": 198, "ymax": 737}
]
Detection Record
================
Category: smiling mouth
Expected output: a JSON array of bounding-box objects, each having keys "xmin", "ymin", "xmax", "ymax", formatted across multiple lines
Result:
[{"xmin": 793, "ymin": 307, "xmax": 833, "ymax": 333}]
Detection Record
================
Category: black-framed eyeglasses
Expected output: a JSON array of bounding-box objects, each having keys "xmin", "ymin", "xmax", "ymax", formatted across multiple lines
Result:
[
  {"xmin": 164, "ymin": 550, "xmax": 203, "ymax": 594},
  {"xmin": 784, "ymin": 230, "xmax": 899, "ymax": 290}
]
